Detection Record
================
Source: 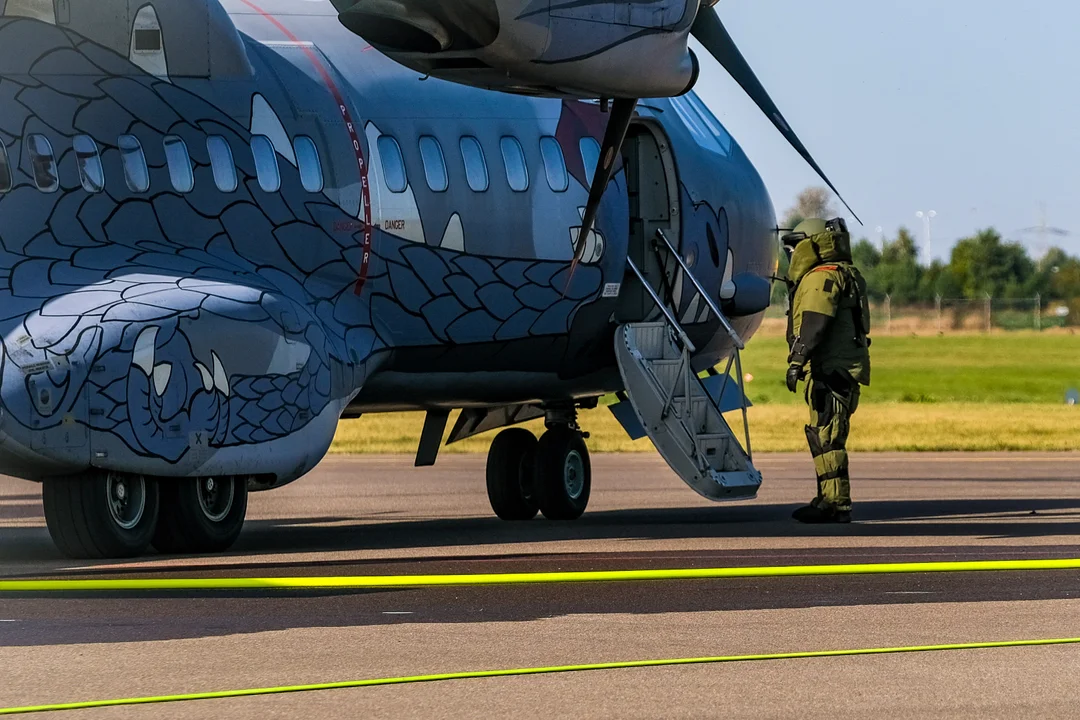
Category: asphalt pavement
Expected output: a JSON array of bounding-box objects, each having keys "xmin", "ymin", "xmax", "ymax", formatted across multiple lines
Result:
[{"xmin": 2, "ymin": 452, "xmax": 1079, "ymax": 718}]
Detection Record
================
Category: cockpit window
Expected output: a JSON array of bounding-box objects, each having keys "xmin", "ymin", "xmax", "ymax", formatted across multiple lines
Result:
[
  {"xmin": 670, "ymin": 94, "xmax": 731, "ymax": 157},
  {"xmin": 686, "ymin": 93, "xmax": 732, "ymax": 156},
  {"xmin": 207, "ymin": 135, "xmax": 237, "ymax": 193},
  {"xmin": 251, "ymin": 135, "xmax": 281, "ymax": 193},
  {"xmin": 73, "ymin": 135, "xmax": 104, "ymax": 193},
  {"xmin": 26, "ymin": 134, "xmax": 58, "ymax": 193},
  {"xmin": 118, "ymin": 135, "xmax": 150, "ymax": 193},
  {"xmin": 500, "ymin": 136, "xmax": 529, "ymax": 192},
  {"xmin": 418, "ymin": 136, "xmax": 448, "ymax": 192},
  {"xmin": 377, "ymin": 135, "xmax": 407, "ymax": 193},
  {"xmin": 579, "ymin": 137, "xmax": 601, "ymax": 186},
  {"xmin": 0, "ymin": 143, "xmax": 12, "ymax": 193},
  {"xmin": 163, "ymin": 135, "xmax": 194, "ymax": 193},
  {"xmin": 539, "ymin": 136, "xmax": 568, "ymax": 192}
]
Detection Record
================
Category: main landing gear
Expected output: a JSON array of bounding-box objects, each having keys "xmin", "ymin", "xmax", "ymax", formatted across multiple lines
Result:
[
  {"xmin": 485, "ymin": 406, "xmax": 592, "ymax": 522},
  {"xmin": 42, "ymin": 472, "xmax": 249, "ymax": 559}
]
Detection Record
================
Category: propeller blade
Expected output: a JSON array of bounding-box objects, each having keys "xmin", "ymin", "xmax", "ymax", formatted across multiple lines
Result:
[
  {"xmin": 566, "ymin": 97, "xmax": 638, "ymax": 293},
  {"xmin": 691, "ymin": 6, "xmax": 861, "ymax": 224}
]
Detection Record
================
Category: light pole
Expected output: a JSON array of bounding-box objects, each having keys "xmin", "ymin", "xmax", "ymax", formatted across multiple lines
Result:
[{"xmin": 916, "ymin": 210, "xmax": 937, "ymax": 263}]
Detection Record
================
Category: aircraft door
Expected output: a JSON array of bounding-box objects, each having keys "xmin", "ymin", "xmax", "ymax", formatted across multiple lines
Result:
[{"xmin": 616, "ymin": 123, "xmax": 681, "ymax": 323}]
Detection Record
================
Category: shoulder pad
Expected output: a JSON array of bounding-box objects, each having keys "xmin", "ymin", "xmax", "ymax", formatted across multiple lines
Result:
[{"xmin": 811, "ymin": 265, "xmax": 840, "ymax": 273}]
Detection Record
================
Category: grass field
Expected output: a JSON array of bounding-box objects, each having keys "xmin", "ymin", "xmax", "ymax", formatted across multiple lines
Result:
[{"xmin": 332, "ymin": 332, "xmax": 1080, "ymax": 454}]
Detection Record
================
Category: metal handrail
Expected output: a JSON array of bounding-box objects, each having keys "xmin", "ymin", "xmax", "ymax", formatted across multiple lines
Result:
[
  {"xmin": 626, "ymin": 256, "xmax": 696, "ymax": 353},
  {"xmin": 655, "ymin": 229, "xmax": 745, "ymax": 350},
  {"xmin": 626, "ymin": 238, "xmax": 755, "ymax": 465}
]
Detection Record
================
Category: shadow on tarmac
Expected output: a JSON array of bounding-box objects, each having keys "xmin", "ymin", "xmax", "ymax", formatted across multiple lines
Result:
[{"xmin": 2, "ymin": 496, "xmax": 1080, "ymax": 647}]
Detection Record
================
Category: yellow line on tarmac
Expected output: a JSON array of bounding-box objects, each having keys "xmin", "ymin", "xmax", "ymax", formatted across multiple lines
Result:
[
  {"xmin": 2, "ymin": 637, "xmax": 1079, "ymax": 715},
  {"xmin": 2, "ymin": 558, "xmax": 1080, "ymax": 592}
]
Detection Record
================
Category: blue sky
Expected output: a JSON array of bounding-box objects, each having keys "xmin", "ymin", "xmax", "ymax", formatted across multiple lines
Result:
[{"xmin": 692, "ymin": 0, "xmax": 1080, "ymax": 262}]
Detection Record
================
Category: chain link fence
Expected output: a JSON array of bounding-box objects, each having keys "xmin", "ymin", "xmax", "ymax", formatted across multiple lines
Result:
[{"xmin": 765, "ymin": 295, "xmax": 1076, "ymax": 334}]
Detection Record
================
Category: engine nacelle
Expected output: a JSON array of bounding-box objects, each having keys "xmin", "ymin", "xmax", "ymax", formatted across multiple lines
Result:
[{"xmin": 332, "ymin": 0, "xmax": 701, "ymax": 98}]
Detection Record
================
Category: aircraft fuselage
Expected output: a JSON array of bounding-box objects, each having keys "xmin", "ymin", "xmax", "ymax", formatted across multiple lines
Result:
[{"xmin": 0, "ymin": 0, "xmax": 776, "ymax": 495}]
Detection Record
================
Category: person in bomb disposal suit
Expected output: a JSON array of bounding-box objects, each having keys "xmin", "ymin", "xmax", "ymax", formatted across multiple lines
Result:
[{"xmin": 783, "ymin": 218, "xmax": 872, "ymax": 524}]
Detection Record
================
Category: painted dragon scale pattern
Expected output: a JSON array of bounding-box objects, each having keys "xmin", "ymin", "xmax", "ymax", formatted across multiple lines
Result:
[{"xmin": 0, "ymin": 17, "xmax": 605, "ymax": 483}]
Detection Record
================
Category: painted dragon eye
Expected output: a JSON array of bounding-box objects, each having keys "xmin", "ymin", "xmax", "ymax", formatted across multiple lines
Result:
[{"xmin": 706, "ymin": 224, "xmax": 720, "ymax": 268}]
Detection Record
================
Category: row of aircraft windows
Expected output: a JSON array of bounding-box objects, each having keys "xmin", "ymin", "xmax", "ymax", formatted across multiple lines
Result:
[
  {"xmin": 0, "ymin": 131, "xmax": 602, "ymax": 199},
  {"xmin": 377, "ymin": 134, "xmax": 601, "ymax": 195},
  {"xmin": 0, "ymin": 133, "xmax": 324, "ymax": 196}
]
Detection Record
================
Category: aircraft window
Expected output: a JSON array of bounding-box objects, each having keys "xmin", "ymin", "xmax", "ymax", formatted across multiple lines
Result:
[
  {"xmin": 377, "ymin": 135, "xmax": 407, "ymax": 193},
  {"xmin": 118, "ymin": 135, "xmax": 149, "ymax": 193},
  {"xmin": 26, "ymin": 134, "xmax": 58, "ymax": 193},
  {"xmin": 459, "ymin": 136, "xmax": 488, "ymax": 192},
  {"xmin": 539, "ymin": 136, "xmax": 568, "ymax": 192},
  {"xmin": 206, "ymin": 135, "xmax": 237, "ymax": 193},
  {"xmin": 73, "ymin": 135, "xmax": 105, "ymax": 193},
  {"xmin": 294, "ymin": 136, "xmax": 324, "ymax": 193},
  {"xmin": 579, "ymin": 137, "xmax": 601, "ymax": 186},
  {"xmin": 686, "ymin": 94, "xmax": 732, "ymax": 156},
  {"xmin": 670, "ymin": 95, "xmax": 731, "ymax": 157},
  {"xmin": 500, "ymin": 136, "xmax": 529, "ymax": 192},
  {"xmin": 418, "ymin": 136, "xmax": 448, "ymax": 193},
  {"xmin": 251, "ymin": 135, "xmax": 281, "ymax": 193},
  {"xmin": 163, "ymin": 135, "xmax": 194, "ymax": 193},
  {"xmin": 0, "ymin": 143, "xmax": 10, "ymax": 193}
]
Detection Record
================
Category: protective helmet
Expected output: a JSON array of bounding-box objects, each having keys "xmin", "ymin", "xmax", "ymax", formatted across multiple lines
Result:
[{"xmin": 781, "ymin": 217, "xmax": 847, "ymax": 249}]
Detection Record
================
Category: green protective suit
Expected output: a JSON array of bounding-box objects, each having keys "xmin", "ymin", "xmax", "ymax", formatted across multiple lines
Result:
[{"xmin": 786, "ymin": 228, "xmax": 871, "ymax": 511}]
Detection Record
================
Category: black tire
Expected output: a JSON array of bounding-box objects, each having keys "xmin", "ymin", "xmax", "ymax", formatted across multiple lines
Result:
[
  {"xmin": 152, "ymin": 477, "xmax": 248, "ymax": 554},
  {"xmin": 43, "ymin": 473, "xmax": 159, "ymax": 559},
  {"xmin": 486, "ymin": 429, "xmax": 539, "ymax": 521},
  {"xmin": 534, "ymin": 428, "xmax": 591, "ymax": 521}
]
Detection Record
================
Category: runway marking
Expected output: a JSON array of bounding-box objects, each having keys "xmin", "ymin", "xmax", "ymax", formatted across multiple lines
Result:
[
  {"xmin": 2, "ymin": 637, "xmax": 1079, "ymax": 715},
  {"xmin": 4, "ymin": 558, "xmax": 1080, "ymax": 592},
  {"xmin": 381, "ymin": 611, "xmax": 413, "ymax": 615}
]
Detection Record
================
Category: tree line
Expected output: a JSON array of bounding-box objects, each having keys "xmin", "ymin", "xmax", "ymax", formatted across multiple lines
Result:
[{"xmin": 775, "ymin": 188, "xmax": 1080, "ymax": 305}]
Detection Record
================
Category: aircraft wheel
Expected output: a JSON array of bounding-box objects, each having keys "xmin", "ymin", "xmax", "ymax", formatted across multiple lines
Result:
[
  {"xmin": 153, "ymin": 477, "xmax": 248, "ymax": 554},
  {"xmin": 43, "ymin": 472, "xmax": 159, "ymax": 559},
  {"xmin": 534, "ymin": 427, "xmax": 591, "ymax": 521},
  {"xmin": 486, "ymin": 429, "xmax": 539, "ymax": 521}
]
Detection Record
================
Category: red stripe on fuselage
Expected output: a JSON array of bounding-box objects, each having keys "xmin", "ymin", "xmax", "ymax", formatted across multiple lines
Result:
[{"xmin": 238, "ymin": 0, "xmax": 373, "ymax": 296}]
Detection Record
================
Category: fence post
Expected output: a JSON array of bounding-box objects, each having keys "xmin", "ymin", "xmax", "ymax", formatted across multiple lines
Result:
[
  {"xmin": 1035, "ymin": 293, "xmax": 1041, "ymax": 331},
  {"xmin": 935, "ymin": 295, "xmax": 942, "ymax": 334},
  {"xmin": 984, "ymin": 293, "xmax": 992, "ymax": 332},
  {"xmin": 884, "ymin": 294, "xmax": 892, "ymax": 335}
]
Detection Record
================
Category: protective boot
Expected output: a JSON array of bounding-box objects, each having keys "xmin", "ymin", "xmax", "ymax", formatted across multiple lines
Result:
[{"xmin": 792, "ymin": 501, "xmax": 851, "ymax": 524}]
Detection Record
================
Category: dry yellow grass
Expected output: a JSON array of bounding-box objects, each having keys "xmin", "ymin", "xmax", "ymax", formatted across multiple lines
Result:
[{"xmin": 332, "ymin": 403, "xmax": 1080, "ymax": 455}]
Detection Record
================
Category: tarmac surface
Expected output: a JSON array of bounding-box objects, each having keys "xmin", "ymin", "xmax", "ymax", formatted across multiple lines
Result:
[{"xmin": 2, "ymin": 452, "xmax": 1080, "ymax": 718}]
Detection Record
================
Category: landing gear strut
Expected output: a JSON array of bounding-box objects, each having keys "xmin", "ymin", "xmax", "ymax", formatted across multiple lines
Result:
[
  {"xmin": 484, "ymin": 405, "xmax": 592, "ymax": 522},
  {"xmin": 43, "ymin": 472, "xmax": 160, "ymax": 559}
]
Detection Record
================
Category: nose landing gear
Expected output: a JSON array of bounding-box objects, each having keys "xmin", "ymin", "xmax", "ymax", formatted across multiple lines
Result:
[{"xmin": 484, "ymin": 405, "xmax": 592, "ymax": 522}]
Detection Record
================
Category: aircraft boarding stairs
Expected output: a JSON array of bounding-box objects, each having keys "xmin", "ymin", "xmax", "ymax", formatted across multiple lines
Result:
[{"xmin": 613, "ymin": 230, "xmax": 762, "ymax": 501}]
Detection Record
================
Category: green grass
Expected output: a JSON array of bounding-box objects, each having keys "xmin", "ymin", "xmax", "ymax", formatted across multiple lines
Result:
[
  {"xmin": 331, "ymin": 332, "xmax": 1080, "ymax": 454},
  {"xmin": 740, "ymin": 332, "xmax": 1080, "ymax": 406}
]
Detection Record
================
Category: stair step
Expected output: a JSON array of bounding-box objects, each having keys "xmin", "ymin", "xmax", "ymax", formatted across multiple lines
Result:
[{"xmin": 615, "ymin": 322, "xmax": 761, "ymax": 503}]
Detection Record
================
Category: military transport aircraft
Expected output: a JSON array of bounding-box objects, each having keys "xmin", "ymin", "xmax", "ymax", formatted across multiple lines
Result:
[{"xmin": 0, "ymin": 0, "xmax": 850, "ymax": 559}]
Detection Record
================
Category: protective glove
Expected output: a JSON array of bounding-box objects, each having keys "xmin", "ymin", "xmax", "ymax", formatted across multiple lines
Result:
[{"xmin": 785, "ymin": 364, "xmax": 804, "ymax": 393}]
